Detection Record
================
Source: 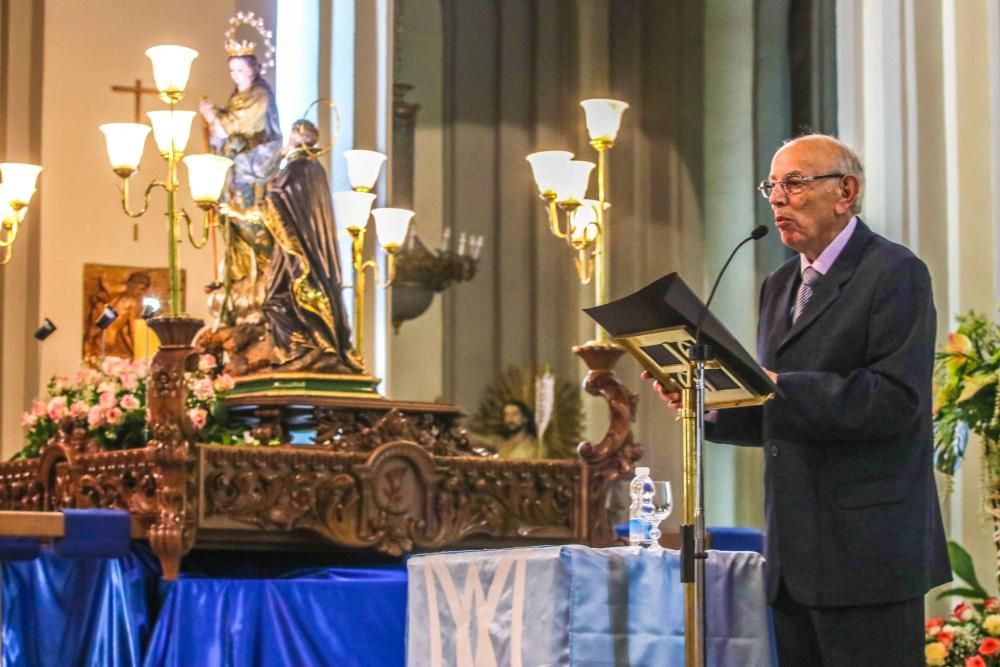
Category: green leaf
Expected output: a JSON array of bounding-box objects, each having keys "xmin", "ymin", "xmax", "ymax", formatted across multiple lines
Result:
[
  {"xmin": 948, "ymin": 540, "xmax": 990, "ymax": 598},
  {"xmin": 935, "ymin": 586, "xmax": 991, "ymax": 601}
]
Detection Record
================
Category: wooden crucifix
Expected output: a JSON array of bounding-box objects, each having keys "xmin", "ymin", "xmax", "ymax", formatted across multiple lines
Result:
[{"xmin": 111, "ymin": 79, "xmax": 160, "ymax": 123}]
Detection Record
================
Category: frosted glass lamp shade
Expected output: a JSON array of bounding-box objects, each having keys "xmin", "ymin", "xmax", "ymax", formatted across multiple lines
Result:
[
  {"xmin": 343, "ymin": 150, "xmax": 387, "ymax": 192},
  {"xmin": 182, "ymin": 154, "xmax": 233, "ymax": 205},
  {"xmin": 571, "ymin": 199, "xmax": 607, "ymax": 245},
  {"xmin": 145, "ymin": 45, "xmax": 198, "ymax": 102},
  {"xmin": 526, "ymin": 151, "xmax": 574, "ymax": 197},
  {"xmin": 147, "ymin": 110, "xmax": 196, "ymax": 157},
  {"xmin": 553, "ymin": 160, "xmax": 595, "ymax": 204},
  {"xmin": 0, "ymin": 163, "xmax": 43, "ymax": 208},
  {"xmin": 580, "ymin": 99, "xmax": 630, "ymax": 144},
  {"xmin": 372, "ymin": 208, "xmax": 414, "ymax": 251},
  {"xmin": 333, "ymin": 191, "xmax": 376, "ymax": 233},
  {"xmin": 0, "ymin": 185, "xmax": 17, "ymax": 223},
  {"xmin": 99, "ymin": 123, "xmax": 151, "ymax": 176}
]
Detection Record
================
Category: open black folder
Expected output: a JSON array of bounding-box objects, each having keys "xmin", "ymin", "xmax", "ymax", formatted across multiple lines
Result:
[{"xmin": 584, "ymin": 273, "xmax": 777, "ymax": 409}]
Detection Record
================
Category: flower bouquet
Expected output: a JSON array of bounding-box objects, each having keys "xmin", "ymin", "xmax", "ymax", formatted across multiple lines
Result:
[
  {"xmin": 925, "ymin": 600, "xmax": 1000, "ymax": 666},
  {"xmin": 16, "ymin": 354, "xmax": 244, "ymax": 460},
  {"xmin": 933, "ymin": 310, "xmax": 1000, "ymax": 479},
  {"xmin": 929, "ymin": 542, "xmax": 1000, "ymax": 666}
]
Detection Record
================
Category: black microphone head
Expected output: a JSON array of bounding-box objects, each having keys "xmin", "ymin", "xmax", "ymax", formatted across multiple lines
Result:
[{"xmin": 751, "ymin": 225, "xmax": 768, "ymax": 240}]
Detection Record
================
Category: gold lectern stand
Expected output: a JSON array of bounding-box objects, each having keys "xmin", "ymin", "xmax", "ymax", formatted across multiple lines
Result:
[{"xmin": 584, "ymin": 273, "xmax": 775, "ymax": 667}]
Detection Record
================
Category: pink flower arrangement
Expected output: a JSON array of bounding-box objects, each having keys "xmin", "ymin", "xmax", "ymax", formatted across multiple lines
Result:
[{"xmin": 15, "ymin": 355, "xmax": 243, "ymax": 459}]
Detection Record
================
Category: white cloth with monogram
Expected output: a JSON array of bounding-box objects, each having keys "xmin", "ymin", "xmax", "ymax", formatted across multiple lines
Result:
[{"xmin": 406, "ymin": 545, "xmax": 775, "ymax": 667}]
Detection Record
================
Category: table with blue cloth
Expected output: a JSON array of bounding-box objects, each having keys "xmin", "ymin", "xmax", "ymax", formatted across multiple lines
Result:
[
  {"xmin": 407, "ymin": 545, "xmax": 776, "ymax": 667},
  {"xmin": 1, "ymin": 545, "xmax": 408, "ymax": 667}
]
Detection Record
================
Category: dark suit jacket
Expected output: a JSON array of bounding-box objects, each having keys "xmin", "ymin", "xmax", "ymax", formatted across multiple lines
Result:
[{"xmin": 710, "ymin": 219, "xmax": 951, "ymax": 607}]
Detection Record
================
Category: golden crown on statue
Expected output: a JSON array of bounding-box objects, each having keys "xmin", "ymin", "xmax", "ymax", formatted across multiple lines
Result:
[{"xmin": 223, "ymin": 11, "xmax": 275, "ymax": 74}]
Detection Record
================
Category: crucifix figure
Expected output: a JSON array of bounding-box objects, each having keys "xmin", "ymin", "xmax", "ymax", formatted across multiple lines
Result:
[
  {"xmin": 111, "ymin": 79, "xmax": 159, "ymax": 123},
  {"xmin": 111, "ymin": 79, "xmax": 160, "ymax": 240}
]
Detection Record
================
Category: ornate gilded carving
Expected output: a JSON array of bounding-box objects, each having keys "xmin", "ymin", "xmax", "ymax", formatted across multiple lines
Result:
[
  {"xmin": 573, "ymin": 341, "xmax": 642, "ymax": 547},
  {"xmin": 145, "ymin": 315, "xmax": 203, "ymax": 579},
  {"xmin": 318, "ymin": 408, "xmax": 477, "ymax": 456},
  {"xmin": 201, "ymin": 440, "xmax": 583, "ymax": 557}
]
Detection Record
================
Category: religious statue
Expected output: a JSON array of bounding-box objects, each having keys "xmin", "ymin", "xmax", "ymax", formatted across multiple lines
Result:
[
  {"xmin": 467, "ymin": 366, "xmax": 585, "ymax": 459},
  {"xmin": 198, "ymin": 12, "xmax": 281, "ymax": 209},
  {"xmin": 468, "ymin": 400, "xmax": 544, "ymax": 459},
  {"xmin": 259, "ymin": 119, "xmax": 361, "ymax": 373},
  {"xmin": 199, "ymin": 12, "xmax": 280, "ymax": 327},
  {"xmin": 198, "ymin": 119, "xmax": 361, "ymax": 376}
]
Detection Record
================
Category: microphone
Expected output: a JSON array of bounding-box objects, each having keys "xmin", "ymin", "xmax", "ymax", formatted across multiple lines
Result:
[{"xmin": 693, "ymin": 224, "xmax": 768, "ymax": 349}]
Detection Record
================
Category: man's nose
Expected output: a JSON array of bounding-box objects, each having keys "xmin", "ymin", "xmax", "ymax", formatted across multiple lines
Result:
[{"xmin": 768, "ymin": 183, "xmax": 787, "ymax": 206}]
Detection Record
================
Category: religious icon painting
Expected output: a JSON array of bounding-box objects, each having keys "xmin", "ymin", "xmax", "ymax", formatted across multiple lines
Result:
[{"xmin": 82, "ymin": 263, "xmax": 183, "ymax": 361}]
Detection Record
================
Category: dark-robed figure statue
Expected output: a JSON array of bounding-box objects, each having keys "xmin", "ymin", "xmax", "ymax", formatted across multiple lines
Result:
[{"xmin": 260, "ymin": 119, "xmax": 361, "ymax": 373}]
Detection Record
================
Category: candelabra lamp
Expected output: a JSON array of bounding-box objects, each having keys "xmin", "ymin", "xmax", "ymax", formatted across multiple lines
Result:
[
  {"xmin": 0, "ymin": 163, "xmax": 43, "ymax": 266},
  {"xmin": 526, "ymin": 98, "xmax": 629, "ymax": 345},
  {"xmin": 526, "ymin": 99, "xmax": 643, "ymax": 569},
  {"xmin": 99, "ymin": 45, "xmax": 233, "ymax": 317},
  {"xmin": 332, "ymin": 150, "xmax": 414, "ymax": 368}
]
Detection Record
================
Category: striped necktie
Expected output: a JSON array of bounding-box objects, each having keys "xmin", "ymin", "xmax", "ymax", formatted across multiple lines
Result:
[{"xmin": 792, "ymin": 266, "xmax": 820, "ymax": 323}]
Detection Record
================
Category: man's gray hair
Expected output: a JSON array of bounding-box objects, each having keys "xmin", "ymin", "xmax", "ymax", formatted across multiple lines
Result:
[{"xmin": 784, "ymin": 134, "xmax": 865, "ymax": 214}]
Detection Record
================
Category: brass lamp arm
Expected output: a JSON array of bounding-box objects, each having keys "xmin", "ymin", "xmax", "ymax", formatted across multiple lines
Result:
[
  {"xmin": 0, "ymin": 243, "xmax": 11, "ymax": 266},
  {"xmin": 569, "ymin": 221, "xmax": 602, "ymax": 251},
  {"xmin": 545, "ymin": 199, "xmax": 572, "ymax": 239},
  {"xmin": 352, "ymin": 253, "xmax": 398, "ymax": 289},
  {"xmin": 183, "ymin": 207, "xmax": 215, "ymax": 250},
  {"xmin": 574, "ymin": 247, "xmax": 595, "ymax": 285},
  {"xmin": 0, "ymin": 218, "xmax": 19, "ymax": 248},
  {"xmin": 119, "ymin": 178, "xmax": 167, "ymax": 218}
]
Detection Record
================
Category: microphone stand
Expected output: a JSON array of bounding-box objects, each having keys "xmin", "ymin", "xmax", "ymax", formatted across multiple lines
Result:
[{"xmin": 681, "ymin": 225, "xmax": 766, "ymax": 667}]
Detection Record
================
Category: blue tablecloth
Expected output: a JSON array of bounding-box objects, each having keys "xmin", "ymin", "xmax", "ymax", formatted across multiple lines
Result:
[
  {"xmin": 2, "ymin": 547, "xmax": 408, "ymax": 667},
  {"xmin": 1, "ymin": 545, "xmax": 160, "ymax": 667},
  {"xmin": 407, "ymin": 545, "xmax": 775, "ymax": 667}
]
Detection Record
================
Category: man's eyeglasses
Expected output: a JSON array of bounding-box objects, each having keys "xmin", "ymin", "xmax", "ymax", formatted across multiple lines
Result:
[{"xmin": 757, "ymin": 173, "xmax": 844, "ymax": 199}]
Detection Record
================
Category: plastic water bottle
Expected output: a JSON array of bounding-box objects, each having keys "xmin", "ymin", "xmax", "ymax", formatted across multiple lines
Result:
[{"xmin": 628, "ymin": 466, "xmax": 655, "ymax": 546}]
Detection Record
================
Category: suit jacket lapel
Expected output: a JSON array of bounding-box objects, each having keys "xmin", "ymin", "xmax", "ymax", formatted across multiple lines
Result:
[
  {"xmin": 763, "ymin": 261, "xmax": 798, "ymax": 362},
  {"xmin": 777, "ymin": 220, "xmax": 875, "ymax": 354}
]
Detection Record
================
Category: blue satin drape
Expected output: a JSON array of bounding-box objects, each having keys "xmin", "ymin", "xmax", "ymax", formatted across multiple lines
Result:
[
  {"xmin": 143, "ymin": 566, "xmax": 407, "ymax": 667},
  {"xmin": 2, "ymin": 548, "xmax": 407, "ymax": 667},
  {"xmin": 1, "ymin": 545, "xmax": 161, "ymax": 667}
]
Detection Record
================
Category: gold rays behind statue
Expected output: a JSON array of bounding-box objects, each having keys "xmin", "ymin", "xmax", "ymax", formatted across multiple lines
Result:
[{"xmin": 469, "ymin": 365, "xmax": 584, "ymax": 459}]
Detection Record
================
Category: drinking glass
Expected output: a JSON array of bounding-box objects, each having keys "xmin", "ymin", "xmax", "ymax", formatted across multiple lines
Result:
[{"xmin": 649, "ymin": 480, "xmax": 673, "ymax": 547}]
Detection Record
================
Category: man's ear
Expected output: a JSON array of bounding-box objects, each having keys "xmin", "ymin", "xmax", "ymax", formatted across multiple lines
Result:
[{"xmin": 834, "ymin": 174, "xmax": 860, "ymax": 215}]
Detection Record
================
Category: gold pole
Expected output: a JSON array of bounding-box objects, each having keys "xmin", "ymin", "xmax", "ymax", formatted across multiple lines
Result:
[
  {"xmin": 165, "ymin": 102, "xmax": 181, "ymax": 315},
  {"xmin": 350, "ymin": 227, "xmax": 367, "ymax": 363},
  {"xmin": 680, "ymin": 372, "xmax": 698, "ymax": 666},
  {"xmin": 594, "ymin": 146, "xmax": 609, "ymax": 341}
]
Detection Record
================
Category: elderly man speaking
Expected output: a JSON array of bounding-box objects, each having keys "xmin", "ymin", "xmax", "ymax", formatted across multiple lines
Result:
[{"xmin": 647, "ymin": 134, "xmax": 950, "ymax": 666}]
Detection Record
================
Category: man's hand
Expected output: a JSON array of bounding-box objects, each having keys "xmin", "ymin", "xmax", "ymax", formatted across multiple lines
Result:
[
  {"xmin": 763, "ymin": 368, "xmax": 778, "ymax": 384},
  {"xmin": 641, "ymin": 370, "xmax": 682, "ymax": 411}
]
